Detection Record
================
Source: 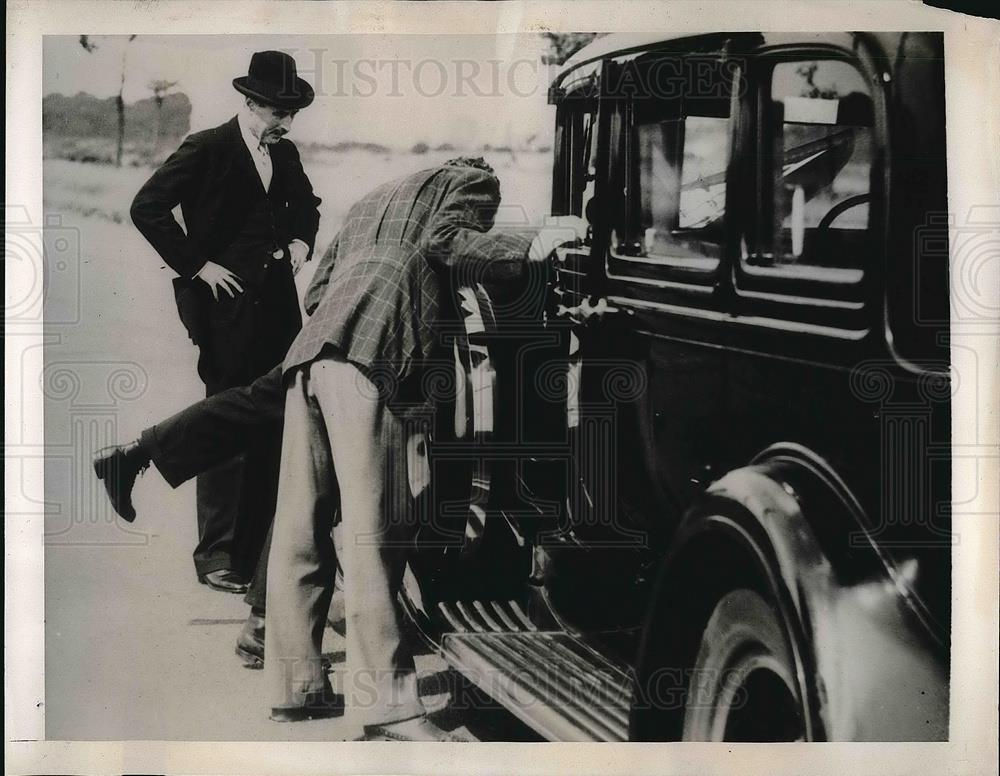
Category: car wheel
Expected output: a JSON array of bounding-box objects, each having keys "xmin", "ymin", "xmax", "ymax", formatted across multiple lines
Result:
[{"xmin": 682, "ymin": 588, "xmax": 807, "ymax": 741}]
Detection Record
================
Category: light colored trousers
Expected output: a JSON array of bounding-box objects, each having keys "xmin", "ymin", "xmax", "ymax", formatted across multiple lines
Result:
[{"xmin": 264, "ymin": 357, "xmax": 426, "ymax": 728}]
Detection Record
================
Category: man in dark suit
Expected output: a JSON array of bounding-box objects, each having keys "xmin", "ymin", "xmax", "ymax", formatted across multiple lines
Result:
[{"xmin": 129, "ymin": 51, "xmax": 321, "ymax": 593}]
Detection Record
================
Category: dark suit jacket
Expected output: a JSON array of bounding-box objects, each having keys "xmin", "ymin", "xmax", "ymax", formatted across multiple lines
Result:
[
  {"xmin": 131, "ymin": 115, "xmax": 322, "ymax": 281},
  {"xmin": 284, "ymin": 165, "xmax": 535, "ymax": 404},
  {"xmin": 131, "ymin": 117, "xmax": 320, "ymax": 358}
]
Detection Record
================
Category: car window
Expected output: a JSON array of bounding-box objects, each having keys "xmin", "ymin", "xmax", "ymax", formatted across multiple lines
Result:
[
  {"xmin": 612, "ymin": 83, "xmax": 732, "ymax": 277},
  {"xmin": 635, "ymin": 113, "xmax": 728, "ymax": 263},
  {"xmin": 751, "ymin": 58, "xmax": 874, "ymax": 281}
]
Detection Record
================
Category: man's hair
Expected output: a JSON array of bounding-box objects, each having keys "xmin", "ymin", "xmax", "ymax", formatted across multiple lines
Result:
[{"xmin": 443, "ymin": 156, "xmax": 495, "ymax": 176}]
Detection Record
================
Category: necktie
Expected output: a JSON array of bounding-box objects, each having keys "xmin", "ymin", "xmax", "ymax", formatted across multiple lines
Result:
[{"xmin": 257, "ymin": 143, "xmax": 272, "ymax": 191}]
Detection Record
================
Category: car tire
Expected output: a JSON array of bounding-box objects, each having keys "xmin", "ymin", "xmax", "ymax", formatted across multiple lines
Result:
[{"xmin": 682, "ymin": 588, "xmax": 807, "ymax": 741}]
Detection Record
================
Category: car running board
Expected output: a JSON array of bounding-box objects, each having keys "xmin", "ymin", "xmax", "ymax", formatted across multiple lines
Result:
[{"xmin": 437, "ymin": 600, "xmax": 633, "ymax": 741}]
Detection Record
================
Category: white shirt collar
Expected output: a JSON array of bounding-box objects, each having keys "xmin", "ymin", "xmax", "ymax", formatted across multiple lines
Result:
[{"xmin": 237, "ymin": 112, "xmax": 268, "ymax": 157}]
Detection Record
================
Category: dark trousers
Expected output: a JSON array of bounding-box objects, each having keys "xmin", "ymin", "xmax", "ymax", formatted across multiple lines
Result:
[
  {"xmin": 143, "ymin": 367, "xmax": 285, "ymax": 488},
  {"xmin": 187, "ymin": 272, "xmax": 300, "ymax": 579},
  {"xmin": 193, "ymin": 433, "xmax": 242, "ymax": 576},
  {"xmin": 142, "ymin": 365, "xmax": 286, "ymax": 604}
]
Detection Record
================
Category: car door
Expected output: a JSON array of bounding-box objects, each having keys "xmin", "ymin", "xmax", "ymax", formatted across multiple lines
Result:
[
  {"xmin": 591, "ymin": 48, "xmax": 740, "ymax": 536},
  {"xmin": 725, "ymin": 44, "xmax": 886, "ymax": 510},
  {"xmin": 539, "ymin": 45, "xmax": 743, "ymax": 650}
]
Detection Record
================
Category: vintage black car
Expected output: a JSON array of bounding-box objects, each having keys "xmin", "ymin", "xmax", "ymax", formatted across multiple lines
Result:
[{"xmin": 402, "ymin": 31, "xmax": 951, "ymax": 742}]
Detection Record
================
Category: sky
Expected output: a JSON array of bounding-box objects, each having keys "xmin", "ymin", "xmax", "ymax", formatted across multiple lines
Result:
[{"xmin": 43, "ymin": 34, "xmax": 561, "ymax": 150}]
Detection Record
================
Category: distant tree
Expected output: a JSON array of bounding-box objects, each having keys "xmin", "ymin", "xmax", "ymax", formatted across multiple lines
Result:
[
  {"xmin": 540, "ymin": 33, "xmax": 601, "ymax": 66},
  {"xmin": 410, "ymin": 141, "xmax": 430, "ymax": 155},
  {"xmin": 148, "ymin": 79, "xmax": 179, "ymax": 152},
  {"xmin": 78, "ymin": 34, "xmax": 137, "ymax": 167},
  {"xmin": 796, "ymin": 63, "xmax": 840, "ymax": 99}
]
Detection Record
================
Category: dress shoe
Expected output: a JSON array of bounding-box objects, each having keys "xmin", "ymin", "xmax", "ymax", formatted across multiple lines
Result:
[
  {"xmin": 198, "ymin": 569, "xmax": 249, "ymax": 594},
  {"xmin": 92, "ymin": 441, "xmax": 149, "ymax": 522},
  {"xmin": 270, "ymin": 677, "xmax": 343, "ymax": 722},
  {"xmin": 234, "ymin": 611, "xmax": 335, "ymax": 671},
  {"xmin": 362, "ymin": 716, "xmax": 470, "ymax": 742},
  {"xmin": 235, "ymin": 610, "xmax": 265, "ymax": 669}
]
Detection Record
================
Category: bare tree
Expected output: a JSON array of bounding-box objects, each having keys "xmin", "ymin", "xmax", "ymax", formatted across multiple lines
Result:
[
  {"xmin": 148, "ymin": 79, "xmax": 179, "ymax": 154},
  {"xmin": 78, "ymin": 34, "xmax": 138, "ymax": 167}
]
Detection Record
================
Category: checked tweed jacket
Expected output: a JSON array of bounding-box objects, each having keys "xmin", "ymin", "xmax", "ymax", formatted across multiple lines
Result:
[{"xmin": 284, "ymin": 165, "xmax": 536, "ymax": 405}]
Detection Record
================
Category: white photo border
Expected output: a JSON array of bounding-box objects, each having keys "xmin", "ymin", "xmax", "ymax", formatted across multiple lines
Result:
[{"xmin": 6, "ymin": 1, "xmax": 999, "ymax": 774}]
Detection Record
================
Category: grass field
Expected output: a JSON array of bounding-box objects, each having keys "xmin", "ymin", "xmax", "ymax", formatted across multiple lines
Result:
[{"xmin": 43, "ymin": 147, "xmax": 553, "ymax": 258}]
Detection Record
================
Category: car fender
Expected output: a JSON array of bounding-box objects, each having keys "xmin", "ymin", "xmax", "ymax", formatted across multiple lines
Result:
[{"xmin": 632, "ymin": 455, "xmax": 948, "ymax": 740}]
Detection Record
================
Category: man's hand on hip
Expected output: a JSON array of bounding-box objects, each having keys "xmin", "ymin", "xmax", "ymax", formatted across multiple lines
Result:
[
  {"xmin": 196, "ymin": 261, "xmax": 244, "ymax": 300},
  {"xmin": 287, "ymin": 239, "xmax": 309, "ymax": 275}
]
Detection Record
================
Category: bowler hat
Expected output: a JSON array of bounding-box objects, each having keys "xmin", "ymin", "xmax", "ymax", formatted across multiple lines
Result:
[{"xmin": 233, "ymin": 51, "xmax": 314, "ymax": 109}]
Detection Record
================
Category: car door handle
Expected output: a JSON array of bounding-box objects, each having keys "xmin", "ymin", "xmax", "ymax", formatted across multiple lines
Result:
[{"xmin": 556, "ymin": 296, "xmax": 621, "ymax": 324}]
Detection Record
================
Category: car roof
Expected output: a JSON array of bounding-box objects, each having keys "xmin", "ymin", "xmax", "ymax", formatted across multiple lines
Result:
[
  {"xmin": 552, "ymin": 33, "xmax": 702, "ymax": 91},
  {"xmin": 551, "ymin": 31, "xmax": 903, "ymax": 93},
  {"xmin": 557, "ymin": 33, "xmax": 685, "ymax": 77}
]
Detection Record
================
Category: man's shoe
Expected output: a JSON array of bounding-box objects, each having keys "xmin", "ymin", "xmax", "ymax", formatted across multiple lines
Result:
[
  {"xmin": 270, "ymin": 678, "xmax": 343, "ymax": 722},
  {"xmin": 233, "ymin": 612, "xmax": 333, "ymax": 671},
  {"xmin": 362, "ymin": 716, "xmax": 471, "ymax": 742},
  {"xmin": 198, "ymin": 569, "xmax": 249, "ymax": 594},
  {"xmin": 235, "ymin": 610, "xmax": 265, "ymax": 669},
  {"xmin": 92, "ymin": 442, "xmax": 148, "ymax": 523}
]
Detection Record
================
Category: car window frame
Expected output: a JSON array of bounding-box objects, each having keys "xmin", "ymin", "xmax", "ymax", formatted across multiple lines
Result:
[
  {"xmin": 550, "ymin": 84, "xmax": 603, "ymax": 307},
  {"xmin": 552, "ymin": 86, "xmax": 600, "ymax": 219},
  {"xmin": 731, "ymin": 45, "xmax": 887, "ymax": 337},
  {"xmin": 602, "ymin": 53, "xmax": 739, "ymax": 298}
]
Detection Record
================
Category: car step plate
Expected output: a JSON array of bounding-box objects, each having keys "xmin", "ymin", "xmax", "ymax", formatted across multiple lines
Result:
[{"xmin": 437, "ymin": 600, "xmax": 633, "ymax": 742}]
